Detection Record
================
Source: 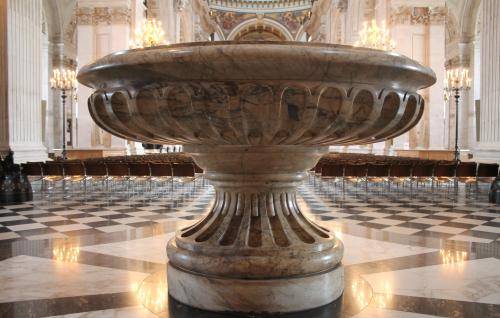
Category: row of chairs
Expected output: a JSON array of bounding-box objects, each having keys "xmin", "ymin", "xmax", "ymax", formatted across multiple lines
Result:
[
  {"xmin": 314, "ymin": 161, "xmax": 499, "ymax": 192},
  {"xmin": 62, "ymin": 153, "xmax": 196, "ymax": 165},
  {"xmin": 317, "ymin": 152, "xmax": 447, "ymax": 166},
  {"xmin": 21, "ymin": 161, "xmax": 201, "ymax": 196}
]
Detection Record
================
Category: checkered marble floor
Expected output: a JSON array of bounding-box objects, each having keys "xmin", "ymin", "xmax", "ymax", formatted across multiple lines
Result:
[
  {"xmin": 0, "ymin": 178, "xmax": 499, "ymax": 243},
  {"xmin": 300, "ymin": 180, "xmax": 500, "ymax": 243},
  {"xmin": 1, "ymin": 177, "xmax": 499, "ymax": 318},
  {"xmin": 0, "ymin": 181, "xmax": 214, "ymax": 242}
]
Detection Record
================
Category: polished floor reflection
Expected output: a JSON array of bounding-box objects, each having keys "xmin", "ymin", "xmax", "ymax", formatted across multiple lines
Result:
[{"xmin": 0, "ymin": 179, "xmax": 499, "ymax": 317}]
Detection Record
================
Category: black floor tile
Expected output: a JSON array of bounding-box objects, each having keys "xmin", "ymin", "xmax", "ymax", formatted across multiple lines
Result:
[
  {"xmin": 1, "ymin": 219, "xmax": 36, "ymax": 226},
  {"xmin": 440, "ymin": 221, "xmax": 477, "ymax": 229}
]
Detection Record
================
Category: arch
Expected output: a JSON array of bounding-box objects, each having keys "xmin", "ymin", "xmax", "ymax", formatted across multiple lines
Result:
[
  {"xmin": 227, "ymin": 18, "xmax": 294, "ymax": 41},
  {"xmin": 458, "ymin": 0, "xmax": 481, "ymax": 42},
  {"xmin": 214, "ymin": 24, "xmax": 226, "ymax": 41},
  {"xmin": 42, "ymin": 0, "xmax": 64, "ymax": 43},
  {"xmin": 294, "ymin": 25, "xmax": 307, "ymax": 42}
]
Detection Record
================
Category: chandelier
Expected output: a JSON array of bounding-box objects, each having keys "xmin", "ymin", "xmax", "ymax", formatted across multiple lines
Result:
[
  {"xmin": 444, "ymin": 67, "xmax": 471, "ymax": 95},
  {"xmin": 443, "ymin": 66, "xmax": 471, "ymax": 162},
  {"xmin": 50, "ymin": 67, "xmax": 77, "ymax": 160},
  {"xmin": 355, "ymin": 20, "xmax": 395, "ymax": 51},
  {"xmin": 50, "ymin": 68, "xmax": 77, "ymax": 91},
  {"xmin": 129, "ymin": 19, "xmax": 167, "ymax": 49}
]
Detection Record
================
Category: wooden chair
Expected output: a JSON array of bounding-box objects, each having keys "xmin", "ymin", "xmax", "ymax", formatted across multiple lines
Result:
[
  {"xmin": 84, "ymin": 162, "xmax": 108, "ymax": 192},
  {"xmin": 150, "ymin": 163, "xmax": 173, "ymax": 194},
  {"xmin": 433, "ymin": 163, "xmax": 456, "ymax": 190},
  {"xmin": 172, "ymin": 163, "xmax": 197, "ymax": 190},
  {"xmin": 455, "ymin": 162, "xmax": 477, "ymax": 191},
  {"xmin": 343, "ymin": 163, "xmax": 367, "ymax": 191},
  {"xmin": 320, "ymin": 164, "xmax": 344, "ymax": 192},
  {"xmin": 410, "ymin": 164, "xmax": 434, "ymax": 189},
  {"xmin": 62, "ymin": 162, "xmax": 87, "ymax": 194},
  {"xmin": 105, "ymin": 163, "xmax": 130, "ymax": 192},
  {"xmin": 41, "ymin": 162, "xmax": 65, "ymax": 194},
  {"xmin": 21, "ymin": 162, "xmax": 43, "ymax": 181},
  {"xmin": 366, "ymin": 164, "xmax": 390, "ymax": 191},
  {"xmin": 388, "ymin": 164, "xmax": 412, "ymax": 190},
  {"xmin": 128, "ymin": 162, "xmax": 152, "ymax": 193},
  {"xmin": 476, "ymin": 163, "xmax": 499, "ymax": 189}
]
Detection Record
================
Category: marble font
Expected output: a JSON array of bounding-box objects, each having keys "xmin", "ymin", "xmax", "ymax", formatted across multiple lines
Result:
[{"xmin": 77, "ymin": 41, "xmax": 436, "ymax": 313}]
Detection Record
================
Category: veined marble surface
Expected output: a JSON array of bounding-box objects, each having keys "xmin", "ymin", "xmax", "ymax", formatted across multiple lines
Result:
[
  {"xmin": 78, "ymin": 42, "xmax": 435, "ymax": 91},
  {"xmin": 352, "ymin": 308, "xmax": 445, "ymax": 318},
  {"xmin": 0, "ymin": 255, "xmax": 148, "ymax": 303},
  {"xmin": 362, "ymin": 257, "xmax": 500, "ymax": 305},
  {"xmin": 47, "ymin": 307, "xmax": 157, "ymax": 318},
  {"xmin": 79, "ymin": 42, "xmax": 436, "ymax": 147},
  {"xmin": 81, "ymin": 233, "xmax": 175, "ymax": 264}
]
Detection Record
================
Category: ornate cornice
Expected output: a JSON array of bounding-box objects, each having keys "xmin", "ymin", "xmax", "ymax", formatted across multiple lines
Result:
[
  {"xmin": 390, "ymin": 6, "xmax": 446, "ymax": 25},
  {"xmin": 52, "ymin": 55, "xmax": 77, "ymax": 69},
  {"xmin": 208, "ymin": 0, "xmax": 312, "ymax": 13},
  {"xmin": 76, "ymin": 6, "xmax": 131, "ymax": 25}
]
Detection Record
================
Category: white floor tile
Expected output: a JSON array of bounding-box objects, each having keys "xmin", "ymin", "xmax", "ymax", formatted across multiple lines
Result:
[
  {"xmin": 472, "ymin": 225, "xmax": 500, "ymax": 234},
  {"xmin": 0, "ymin": 255, "xmax": 147, "ymax": 303},
  {"xmin": 7, "ymin": 223, "xmax": 47, "ymax": 231},
  {"xmin": 81, "ymin": 233, "xmax": 175, "ymax": 263},
  {"xmin": 52, "ymin": 224, "xmax": 92, "ymax": 232},
  {"xmin": 362, "ymin": 258, "xmax": 500, "ymax": 305},
  {"xmin": 353, "ymin": 307, "xmax": 445, "ymax": 318}
]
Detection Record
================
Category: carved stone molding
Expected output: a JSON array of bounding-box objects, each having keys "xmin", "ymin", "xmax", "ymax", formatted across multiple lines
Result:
[
  {"xmin": 51, "ymin": 55, "xmax": 77, "ymax": 69},
  {"xmin": 76, "ymin": 6, "xmax": 131, "ymax": 25},
  {"xmin": 391, "ymin": 6, "xmax": 446, "ymax": 25},
  {"xmin": 176, "ymin": 0, "xmax": 190, "ymax": 12},
  {"xmin": 445, "ymin": 55, "xmax": 471, "ymax": 69},
  {"xmin": 88, "ymin": 82, "xmax": 425, "ymax": 147},
  {"xmin": 336, "ymin": 0, "xmax": 347, "ymax": 13}
]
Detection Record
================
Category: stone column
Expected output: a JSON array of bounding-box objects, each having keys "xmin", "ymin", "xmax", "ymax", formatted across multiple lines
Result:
[
  {"xmin": 475, "ymin": 0, "xmax": 500, "ymax": 162},
  {"xmin": 159, "ymin": 0, "xmax": 177, "ymax": 44},
  {"xmin": 0, "ymin": 0, "xmax": 48, "ymax": 162},
  {"xmin": 75, "ymin": 0, "xmax": 132, "ymax": 151},
  {"xmin": 390, "ymin": 5, "xmax": 446, "ymax": 153},
  {"xmin": 345, "ymin": 0, "xmax": 370, "ymax": 45},
  {"xmin": 0, "ymin": 0, "xmax": 8, "ymax": 155}
]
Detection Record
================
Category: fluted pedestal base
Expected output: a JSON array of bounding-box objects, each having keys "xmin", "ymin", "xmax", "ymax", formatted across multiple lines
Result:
[{"xmin": 167, "ymin": 145, "xmax": 344, "ymax": 313}]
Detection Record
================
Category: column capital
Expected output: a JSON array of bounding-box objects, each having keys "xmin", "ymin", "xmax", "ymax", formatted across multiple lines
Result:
[{"xmin": 445, "ymin": 41, "xmax": 474, "ymax": 69}]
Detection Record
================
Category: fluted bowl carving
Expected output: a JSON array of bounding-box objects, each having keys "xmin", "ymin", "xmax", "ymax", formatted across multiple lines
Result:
[{"xmin": 78, "ymin": 41, "xmax": 436, "ymax": 146}]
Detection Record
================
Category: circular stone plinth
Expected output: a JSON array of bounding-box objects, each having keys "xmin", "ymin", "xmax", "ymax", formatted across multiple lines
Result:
[{"xmin": 166, "ymin": 262, "xmax": 344, "ymax": 314}]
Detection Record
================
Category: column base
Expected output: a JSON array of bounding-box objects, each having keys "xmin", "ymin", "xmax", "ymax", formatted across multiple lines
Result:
[{"xmin": 167, "ymin": 262, "xmax": 344, "ymax": 314}]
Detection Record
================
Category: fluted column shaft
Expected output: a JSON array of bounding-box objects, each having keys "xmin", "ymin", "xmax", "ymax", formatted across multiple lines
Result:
[
  {"xmin": 477, "ymin": 0, "xmax": 500, "ymax": 162},
  {"xmin": 0, "ymin": 0, "xmax": 48, "ymax": 162},
  {"xmin": 0, "ymin": 0, "xmax": 8, "ymax": 155}
]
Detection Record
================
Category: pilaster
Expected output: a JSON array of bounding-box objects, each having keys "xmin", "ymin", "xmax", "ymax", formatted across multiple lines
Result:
[
  {"xmin": 75, "ymin": 0, "xmax": 133, "ymax": 150},
  {"xmin": 4, "ymin": 0, "xmax": 48, "ymax": 162},
  {"xmin": 0, "ymin": 0, "xmax": 8, "ymax": 155},
  {"xmin": 475, "ymin": 0, "xmax": 500, "ymax": 162}
]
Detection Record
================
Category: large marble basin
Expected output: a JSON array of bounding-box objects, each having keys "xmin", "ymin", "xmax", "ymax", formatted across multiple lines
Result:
[
  {"xmin": 78, "ymin": 41, "xmax": 436, "ymax": 314},
  {"xmin": 78, "ymin": 41, "xmax": 435, "ymax": 146}
]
